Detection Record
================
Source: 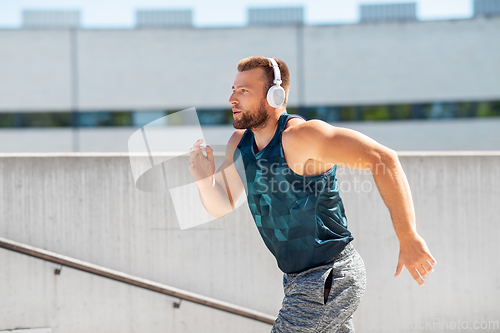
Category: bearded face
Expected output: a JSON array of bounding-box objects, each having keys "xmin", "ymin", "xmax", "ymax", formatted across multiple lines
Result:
[{"xmin": 232, "ymin": 100, "xmax": 270, "ymax": 131}]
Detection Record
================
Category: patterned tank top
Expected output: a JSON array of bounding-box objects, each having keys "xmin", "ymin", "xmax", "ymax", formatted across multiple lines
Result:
[{"xmin": 233, "ymin": 112, "xmax": 353, "ymax": 274}]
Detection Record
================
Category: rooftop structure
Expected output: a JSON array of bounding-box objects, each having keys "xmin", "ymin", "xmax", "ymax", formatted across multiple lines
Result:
[
  {"xmin": 474, "ymin": 0, "xmax": 500, "ymax": 17},
  {"xmin": 22, "ymin": 10, "xmax": 80, "ymax": 29},
  {"xmin": 136, "ymin": 9, "xmax": 192, "ymax": 28},
  {"xmin": 248, "ymin": 7, "xmax": 304, "ymax": 26},
  {"xmin": 360, "ymin": 3, "xmax": 417, "ymax": 22}
]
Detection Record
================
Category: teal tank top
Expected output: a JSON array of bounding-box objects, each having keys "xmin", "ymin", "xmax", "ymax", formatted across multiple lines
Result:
[{"xmin": 233, "ymin": 112, "xmax": 353, "ymax": 274}]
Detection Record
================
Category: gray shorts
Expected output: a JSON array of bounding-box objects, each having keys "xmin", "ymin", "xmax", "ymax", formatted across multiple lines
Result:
[{"xmin": 271, "ymin": 243, "xmax": 366, "ymax": 333}]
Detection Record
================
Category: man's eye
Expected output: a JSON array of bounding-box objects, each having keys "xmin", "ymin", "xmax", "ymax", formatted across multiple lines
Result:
[{"xmin": 242, "ymin": 89, "xmax": 248, "ymax": 92}]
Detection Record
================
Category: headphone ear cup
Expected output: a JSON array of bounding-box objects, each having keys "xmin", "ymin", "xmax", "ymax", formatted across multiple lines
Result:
[{"xmin": 266, "ymin": 85, "xmax": 286, "ymax": 108}]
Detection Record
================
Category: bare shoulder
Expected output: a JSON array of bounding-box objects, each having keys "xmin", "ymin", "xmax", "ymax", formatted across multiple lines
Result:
[
  {"xmin": 282, "ymin": 118, "xmax": 337, "ymax": 163},
  {"xmin": 283, "ymin": 118, "xmax": 336, "ymax": 142},
  {"xmin": 224, "ymin": 130, "xmax": 247, "ymax": 161},
  {"xmin": 218, "ymin": 130, "xmax": 246, "ymax": 169},
  {"xmin": 282, "ymin": 116, "xmax": 304, "ymax": 131},
  {"xmin": 227, "ymin": 129, "xmax": 246, "ymax": 147}
]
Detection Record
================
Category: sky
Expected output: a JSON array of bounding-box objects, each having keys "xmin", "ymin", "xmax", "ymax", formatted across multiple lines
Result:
[{"xmin": 0, "ymin": 0, "xmax": 473, "ymax": 28}]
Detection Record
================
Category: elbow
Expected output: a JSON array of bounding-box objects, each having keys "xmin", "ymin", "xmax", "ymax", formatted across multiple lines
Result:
[
  {"xmin": 213, "ymin": 210, "xmax": 231, "ymax": 219},
  {"xmin": 383, "ymin": 148, "xmax": 399, "ymax": 164},
  {"xmin": 212, "ymin": 209, "xmax": 234, "ymax": 220},
  {"xmin": 206, "ymin": 205, "xmax": 234, "ymax": 220},
  {"xmin": 371, "ymin": 148, "xmax": 399, "ymax": 176}
]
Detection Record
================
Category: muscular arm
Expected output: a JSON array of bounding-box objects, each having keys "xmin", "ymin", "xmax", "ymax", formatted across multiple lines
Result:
[{"xmin": 286, "ymin": 119, "xmax": 437, "ymax": 285}]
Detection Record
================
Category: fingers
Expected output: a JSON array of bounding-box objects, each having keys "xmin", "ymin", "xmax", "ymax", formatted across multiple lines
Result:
[
  {"xmin": 188, "ymin": 139, "xmax": 214, "ymax": 176},
  {"xmin": 395, "ymin": 261, "xmax": 427, "ymax": 285},
  {"xmin": 405, "ymin": 259, "xmax": 436, "ymax": 285},
  {"xmin": 206, "ymin": 144, "xmax": 213, "ymax": 157},
  {"xmin": 190, "ymin": 139, "xmax": 214, "ymax": 159},
  {"xmin": 206, "ymin": 145, "xmax": 215, "ymax": 174},
  {"xmin": 189, "ymin": 140, "xmax": 210, "ymax": 162},
  {"xmin": 416, "ymin": 265, "xmax": 429, "ymax": 279},
  {"xmin": 410, "ymin": 268, "xmax": 425, "ymax": 286},
  {"xmin": 413, "ymin": 262, "xmax": 435, "ymax": 285},
  {"xmin": 394, "ymin": 259, "xmax": 404, "ymax": 278},
  {"xmin": 395, "ymin": 252, "xmax": 437, "ymax": 286},
  {"xmin": 190, "ymin": 139, "xmax": 205, "ymax": 153},
  {"xmin": 422, "ymin": 260, "xmax": 435, "ymax": 274}
]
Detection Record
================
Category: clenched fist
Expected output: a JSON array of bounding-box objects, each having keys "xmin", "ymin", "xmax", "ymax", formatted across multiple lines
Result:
[{"xmin": 188, "ymin": 139, "xmax": 215, "ymax": 186}]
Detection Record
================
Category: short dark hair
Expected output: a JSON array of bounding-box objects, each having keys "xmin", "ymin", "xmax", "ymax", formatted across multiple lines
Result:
[{"xmin": 237, "ymin": 56, "xmax": 290, "ymax": 105}]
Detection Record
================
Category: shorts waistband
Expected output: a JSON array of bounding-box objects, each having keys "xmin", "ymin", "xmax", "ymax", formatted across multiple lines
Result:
[
  {"xmin": 285, "ymin": 243, "xmax": 356, "ymax": 278},
  {"xmin": 323, "ymin": 242, "xmax": 355, "ymax": 265}
]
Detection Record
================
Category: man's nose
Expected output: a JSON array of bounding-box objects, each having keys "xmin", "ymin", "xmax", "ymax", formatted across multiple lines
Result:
[{"xmin": 229, "ymin": 92, "xmax": 238, "ymax": 105}]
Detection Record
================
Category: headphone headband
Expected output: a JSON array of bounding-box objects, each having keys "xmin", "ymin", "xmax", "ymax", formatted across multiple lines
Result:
[
  {"xmin": 265, "ymin": 57, "xmax": 286, "ymax": 108},
  {"xmin": 267, "ymin": 58, "xmax": 282, "ymax": 85}
]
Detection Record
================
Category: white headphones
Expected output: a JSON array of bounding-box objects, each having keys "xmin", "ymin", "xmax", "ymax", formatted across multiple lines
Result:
[{"xmin": 266, "ymin": 57, "xmax": 286, "ymax": 108}]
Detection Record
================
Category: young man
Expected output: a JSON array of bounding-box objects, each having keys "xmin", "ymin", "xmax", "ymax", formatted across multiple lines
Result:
[{"xmin": 188, "ymin": 56, "xmax": 436, "ymax": 332}]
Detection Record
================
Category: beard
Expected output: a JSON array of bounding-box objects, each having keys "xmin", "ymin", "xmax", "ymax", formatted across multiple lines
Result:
[{"xmin": 232, "ymin": 100, "xmax": 270, "ymax": 131}]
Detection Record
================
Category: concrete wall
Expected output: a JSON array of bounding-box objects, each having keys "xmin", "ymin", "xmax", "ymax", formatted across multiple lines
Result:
[
  {"xmin": 0, "ymin": 116, "xmax": 499, "ymax": 153},
  {"xmin": 303, "ymin": 17, "xmax": 500, "ymax": 105},
  {"xmin": 1, "ymin": 16, "xmax": 499, "ymax": 111},
  {"xmin": 0, "ymin": 30, "xmax": 72, "ymax": 110},
  {"xmin": 0, "ymin": 153, "xmax": 499, "ymax": 332}
]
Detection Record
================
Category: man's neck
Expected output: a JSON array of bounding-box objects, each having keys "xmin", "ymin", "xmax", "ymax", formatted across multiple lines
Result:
[{"xmin": 252, "ymin": 110, "xmax": 286, "ymax": 153}]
